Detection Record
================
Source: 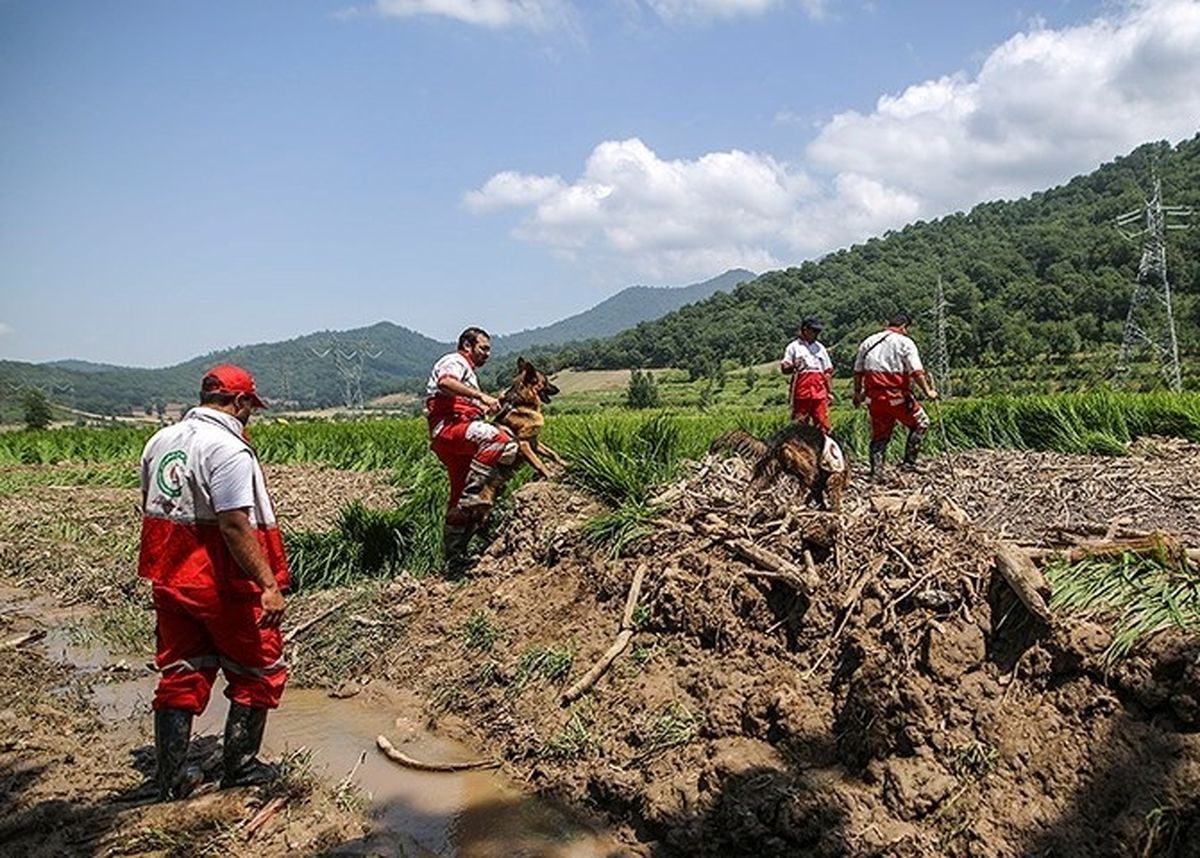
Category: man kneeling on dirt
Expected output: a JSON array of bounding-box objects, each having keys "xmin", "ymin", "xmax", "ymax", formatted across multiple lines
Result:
[
  {"xmin": 425, "ymin": 327, "xmax": 518, "ymax": 575},
  {"xmin": 139, "ymin": 364, "xmax": 288, "ymax": 801}
]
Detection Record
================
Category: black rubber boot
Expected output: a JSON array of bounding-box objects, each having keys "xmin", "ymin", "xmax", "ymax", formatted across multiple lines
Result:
[
  {"xmin": 869, "ymin": 439, "xmax": 889, "ymax": 480},
  {"xmin": 220, "ymin": 703, "xmax": 277, "ymax": 788},
  {"xmin": 902, "ymin": 429, "xmax": 926, "ymax": 470},
  {"xmin": 442, "ymin": 517, "xmax": 475, "ymax": 578},
  {"xmin": 154, "ymin": 708, "xmax": 201, "ymax": 801}
]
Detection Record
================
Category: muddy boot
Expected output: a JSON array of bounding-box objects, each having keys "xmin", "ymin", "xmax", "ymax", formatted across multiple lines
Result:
[
  {"xmin": 456, "ymin": 460, "xmax": 498, "ymax": 513},
  {"xmin": 901, "ymin": 430, "xmax": 926, "ymax": 471},
  {"xmin": 154, "ymin": 708, "xmax": 201, "ymax": 801},
  {"xmin": 869, "ymin": 440, "xmax": 889, "ymax": 481},
  {"xmin": 442, "ymin": 516, "xmax": 475, "ymax": 578},
  {"xmin": 220, "ymin": 703, "xmax": 277, "ymax": 788}
]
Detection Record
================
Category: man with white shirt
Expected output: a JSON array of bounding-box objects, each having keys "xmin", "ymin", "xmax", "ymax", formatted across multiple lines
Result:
[
  {"xmin": 852, "ymin": 313, "xmax": 939, "ymax": 478},
  {"xmin": 139, "ymin": 364, "xmax": 288, "ymax": 800},
  {"xmin": 425, "ymin": 327, "xmax": 518, "ymax": 574},
  {"xmin": 780, "ymin": 316, "xmax": 833, "ymax": 434}
]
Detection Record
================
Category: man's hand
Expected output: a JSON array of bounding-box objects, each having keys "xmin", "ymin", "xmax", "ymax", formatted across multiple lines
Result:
[
  {"xmin": 924, "ymin": 388, "xmax": 940, "ymax": 401},
  {"xmin": 259, "ymin": 585, "xmax": 286, "ymax": 628},
  {"xmin": 480, "ymin": 393, "xmax": 501, "ymax": 414}
]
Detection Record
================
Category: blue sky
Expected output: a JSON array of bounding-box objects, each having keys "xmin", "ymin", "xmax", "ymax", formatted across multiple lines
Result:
[{"xmin": 2, "ymin": 0, "xmax": 1198, "ymax": 366}]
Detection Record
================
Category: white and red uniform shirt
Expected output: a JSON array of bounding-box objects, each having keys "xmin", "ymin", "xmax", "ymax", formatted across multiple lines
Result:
[
  {"xmin": 138, "ymin": 407, "xmax": 288, "ymax": 593},
  {"xmin": 782, "ymin": 338, "xmax": 833, "ymax": 399},
  {"xmin": 425, "ymin": 351, "xmax": 485, "ymax": 434},
  {"xmin": 853, "ymin": 329, "xmax": 924, "ymax": 397}
]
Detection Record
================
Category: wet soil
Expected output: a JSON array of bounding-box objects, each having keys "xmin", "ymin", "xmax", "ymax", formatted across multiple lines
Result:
[{"xmin": 3, "ymin": 447, "xmax": 1200, "ymax": 855}]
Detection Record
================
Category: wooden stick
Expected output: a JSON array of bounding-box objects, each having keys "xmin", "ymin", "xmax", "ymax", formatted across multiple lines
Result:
[
  {"xmin": 562, "ymin": 562, "xmax": 649, "ymax": 704},
  {"xmin": 728, "ymin": 539, "xmax": 816, "ymax": 591},
  {"xmin": 282, "ymin": 598, "xmax": 352, "ymax": 644},
  {"xmin": 620, "ymin": 563, "xmax": 648, "ymax": 631},
  {"xmin": 375, "ymin": 735, "xmax": 498, "ymax": 772},
  {"xmin": 561, "ymin": 630, "xmax": 634, "ymax": 704},
  {"xmin": 0, "ymin": 629, "xmax": 46, "ymax": 650},
  {"xmin": 243, "ymin": 795, "xmax": 289, "ymax": 840},
  {"xmin": 994, "ymin": 542, "xmax": 1052, "ymax": 624}
]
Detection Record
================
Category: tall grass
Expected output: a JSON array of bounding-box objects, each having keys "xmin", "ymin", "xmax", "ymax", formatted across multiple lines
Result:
[
  {"xmin": 6, "ymin": 392, "xmax": 1200, "ymax": 585},
  {"xmin": 1046, "ymin": 552, "xmax": 1200, "ymax": 662}
]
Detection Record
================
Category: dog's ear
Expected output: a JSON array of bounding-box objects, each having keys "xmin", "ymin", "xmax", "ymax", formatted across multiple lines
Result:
[
  {"xmin": 517, "ymin": 357, "xmax": 528, "ymax": 373},
  {"xmin": 521, "ymin": 359, "xmax": 538, "ymax": 382}
]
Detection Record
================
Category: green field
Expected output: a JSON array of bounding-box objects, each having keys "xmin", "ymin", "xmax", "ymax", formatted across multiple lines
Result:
[{"xmin": 3, "ymin": 390, "xmax": 1198, "ymax": 588}]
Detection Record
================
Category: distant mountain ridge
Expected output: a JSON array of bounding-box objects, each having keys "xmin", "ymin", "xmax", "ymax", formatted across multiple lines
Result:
[
  {"xmin": 1, "ymin": 271, "xmax": 752, "ymax": 415},
  {"xmin": 492, "ymin": 269, "xmax": 755, "ymax": 355}
]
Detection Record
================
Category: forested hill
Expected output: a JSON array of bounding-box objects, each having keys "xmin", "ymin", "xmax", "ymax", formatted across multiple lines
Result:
[
  {"xmin": 1, "ymin": 321, "xmax": 448, "ymax": 415},
  {"xmin": 491, "ymin": 269, "xmax": 755, "ymax": 355},
  {"xmin": 522, "ymin": 136, "xmax": 1200, "ymax": 382}
]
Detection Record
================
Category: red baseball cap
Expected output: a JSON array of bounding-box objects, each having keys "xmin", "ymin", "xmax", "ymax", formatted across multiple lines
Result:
[{"xmin": 201, "ymin": 364, "xmax": 267, "ymax": 409}]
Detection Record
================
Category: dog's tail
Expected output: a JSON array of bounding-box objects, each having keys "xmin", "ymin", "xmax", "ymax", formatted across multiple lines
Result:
[{"xmin": 710, "ymin": 429, "xmax": 768, "ymax": 461}]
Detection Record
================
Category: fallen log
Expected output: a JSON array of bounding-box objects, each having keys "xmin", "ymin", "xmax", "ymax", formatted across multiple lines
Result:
[
  {"xmin": 1027, "ymin": 533, "xmax": 1198, "ymax": 568},
  {"xmin": 994, "ymin": 542, "xmax": 1052, "ymax": 624},
  {"xmin": 375, "ymin": 735, "xmax": 498, "ymax": 772}
]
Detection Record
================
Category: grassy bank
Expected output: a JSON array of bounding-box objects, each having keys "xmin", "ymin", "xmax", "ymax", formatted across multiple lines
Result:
[{"xmin": 2, "ymin": 391, "xmax": 1197, "ymax": 585}]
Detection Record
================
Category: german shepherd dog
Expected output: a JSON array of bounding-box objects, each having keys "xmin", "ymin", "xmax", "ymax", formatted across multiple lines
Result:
[
  {"xmin": 494, "ymin": 357, "xmax": 566, "ymax": 479},
  {"xmin": 711, "ymin": 423, "xmax": 849, "ymax": 513}
]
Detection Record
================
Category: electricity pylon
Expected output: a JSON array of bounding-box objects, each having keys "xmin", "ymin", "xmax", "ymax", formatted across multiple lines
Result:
[
  {"xmin": 1114, "ymin": 171, "xmax": 1191, "ymax": 391},
  {"xmin": 309, "ymin": 337, "xmax": 382, "ymax": 408}
]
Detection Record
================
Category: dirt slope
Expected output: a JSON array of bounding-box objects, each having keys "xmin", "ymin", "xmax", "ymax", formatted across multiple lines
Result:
[{"xmin": 376, "ymin": 450, "xmax": 1200, "ymax": 857}]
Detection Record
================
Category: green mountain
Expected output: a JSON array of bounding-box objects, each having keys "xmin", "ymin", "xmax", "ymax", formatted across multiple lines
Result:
[
  {"xmin": 491, "ymin": 269, "xmax": 755, "ymax": 355},
  {"xmin": 528, "ymin": 136, "xmax": 1200, "ymax": 386},
  {"xmin": 1, "ymin": 272, "xmax": 754, "ymax": 416},
  {"xmin": 1, "ymin": 321, "xmax": 447, "ymax": 416}
]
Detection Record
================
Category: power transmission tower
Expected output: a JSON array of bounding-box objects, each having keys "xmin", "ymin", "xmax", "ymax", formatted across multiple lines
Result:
[
  {"xmin": 1114, "ymin": 170, "xmax": 1191, "ymax": 391},
  {"xmin": 309, "ymin": 337, "xmax": 382, "ymax": 409}
]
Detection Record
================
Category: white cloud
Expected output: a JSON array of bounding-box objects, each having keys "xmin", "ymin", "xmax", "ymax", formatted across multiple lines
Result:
[
  {"xmin": 466, "ymin": 137, "xmax": 815, "ymax": 279},
  {"xmin": 0, "ymin": 322, "xmax": 11, "ymax": 337},
  {"xmin": 468, "ymin": 0, "xmax": 1200, "ymax": 281},
  {"xmin": 807, "ymin": 0, "xmax": 1200, "ymax": 214},
  {"xmin": 339, "ymin": 0, "xmax": 573, "ymax": 30},
  {"xmin": 639, "ymin": 0, "xmax": 826, "ymax": 23}
]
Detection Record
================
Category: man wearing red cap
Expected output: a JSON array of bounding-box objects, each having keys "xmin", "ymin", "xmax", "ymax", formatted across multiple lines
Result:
[
  {"xmin": 138, "ymin": 363, "xmax": 289, "ymax": 800},
  {"xmin": 424, "ymin": 327, "xmax": 517, "ymax": 575}
]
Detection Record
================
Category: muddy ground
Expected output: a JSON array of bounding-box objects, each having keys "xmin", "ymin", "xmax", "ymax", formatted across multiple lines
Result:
[{"xmin": 2, "ymin": 448, "xmax": 1200, "ymax": 856}]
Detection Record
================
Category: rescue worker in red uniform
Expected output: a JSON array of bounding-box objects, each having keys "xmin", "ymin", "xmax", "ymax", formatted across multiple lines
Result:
[
  {"xmin": 852, "ymin": 313, "xmax": 939, "ymax": 478},
  {"xmin": 425, "ymin": 327, "xmax": 518, "ymax": 575},
  {"xmin": 780, "ymin": 316, "xmax": 834, "ymax": 434},
  {"xmin": 139, "ymin": 364, "xmax": 288, "ymax": 800}
]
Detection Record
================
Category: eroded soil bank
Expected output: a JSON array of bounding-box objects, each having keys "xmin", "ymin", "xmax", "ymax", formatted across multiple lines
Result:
[{"xmin": 3, "ymin": 447, "xmax": 1200, "ymax": 856}]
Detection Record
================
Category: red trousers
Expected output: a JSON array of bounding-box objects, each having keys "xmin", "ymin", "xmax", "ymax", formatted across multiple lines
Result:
[
  {"xmin": 430, "ymin": 419, "xmax": 514, "ymax": 508},
  {"xmin": 152, "ymin": 585, "xmax": 286, "ymax": 713},
  {"xmin": 791, "ymin": 397, "xmax": 831, "ymax": 434},
  {"xmin": 867, "ymin": 392, "xmax": 929, "ymax": 442}
]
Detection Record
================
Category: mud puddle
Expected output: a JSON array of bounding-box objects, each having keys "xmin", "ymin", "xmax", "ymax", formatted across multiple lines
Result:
[{"xmin": 6, "ymin": 587, "xmax": 620, "ymax": 857}]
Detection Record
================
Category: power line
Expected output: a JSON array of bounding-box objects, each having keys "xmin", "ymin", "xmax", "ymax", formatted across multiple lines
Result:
[
  {"xmin": 931, "ymin": 274, "xmax": 951, "ymax": 398},
  {"xmin": 1114, "ymin": 168, "xmax": 1191, "ymax": 392}
]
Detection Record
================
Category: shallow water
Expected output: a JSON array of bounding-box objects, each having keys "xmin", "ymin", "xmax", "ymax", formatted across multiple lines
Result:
[{"xmin": 9, "ymin": 585, "xmax": 619, "ymax": 858}]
